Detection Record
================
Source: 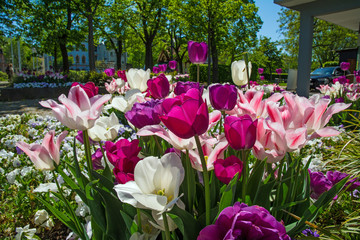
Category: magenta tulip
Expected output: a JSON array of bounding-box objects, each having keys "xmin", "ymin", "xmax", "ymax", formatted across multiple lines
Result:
[
  {"xmin": 117, "ymin": 70, "xmax": 127, "ymax": 82},
  {"xmin": 160, "ymin": 88, "xmax": 209, "ymax": 139},
  {"xmin": 169, "ymin": 60, "xmax": 177, "ymax": 70},
  {"xmin": 209, "ymin": 83, "xmax": 237, "ymax": 111},
  {"xmin": 340, "ymin": 62, "xmax": 350, "ymax": 71},
  {"xmin": 16, "ymin": 130, "xmax": 68, "ymax": 170},
  {"xmin": 224, "ymin": 115, "xmax": 257, "ymax": 150},
  {"xmin": 260, "ymin": 75, "xmax": 265, "ymax": 80},
  {"xmin": 147, "ymin": 73, "xmax": 170, "ymax": 99},
  {"xmin": 258, "ymin": 68, "xmax": 264, "ymax": 75},
  {"xmin": 188, "ymin": 41, "xmax": 208, "ymax": 64},
  {"xmin": 153, "ymin": 66, "xmax": 160, "ymax": 74},
  {"xmin": 174, "ymin": 81, "xmax": 204, "ymax": 95},
  {"xmin": 104, "ymin": 68, "xmax": 115, "ymax": 77},
  {"xmin": 159, "ymin": 64, "xmax": 167, "ymax": 72},
  {"xmin": 71, "ymin": 82, "xmax": 99, "ymax": 98},
  {"xmin": 276, "ymin": 68, "xmax": 282, "ymax": 75},
  {"xmin": 214, "ymin": 156, "xmax": 243, "ymax": 184}
]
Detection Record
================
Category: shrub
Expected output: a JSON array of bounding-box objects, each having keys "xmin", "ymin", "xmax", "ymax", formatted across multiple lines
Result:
[
  {"xmin": 0, "ymin": 71, "xmax": 8, "ymax": 82},
  {"xmin": 323, "ymin": 61, "xmax": 338, "ymax": 67}
]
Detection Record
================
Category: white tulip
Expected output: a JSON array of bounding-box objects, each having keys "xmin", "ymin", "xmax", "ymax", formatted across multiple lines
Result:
[
  {"xmin": 126, "ymin": 68, "xmax": 151, "ymax": 92},
  {"xmin": 88, "ymin": 112, "xmax": 121, "ymax": 141},
  {"xmin": 111, "ymin": 89, "xmax": 146, "ymax": 113},
  {"xmin": 114, "ymin": 153, "xmax": 184, "ymax": 212},
  {"xmin": 231, "ymin": 60, "xmax": 252, "ymax": 86}
]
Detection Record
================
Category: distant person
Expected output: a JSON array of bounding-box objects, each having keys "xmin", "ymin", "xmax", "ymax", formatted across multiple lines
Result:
[{"xmin": 5, "ymin": 63, "xmax": 14, "ymax": 82}]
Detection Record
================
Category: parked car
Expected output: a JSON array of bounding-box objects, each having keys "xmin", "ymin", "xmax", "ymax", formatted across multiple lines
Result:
[{"xmin": 310, "ymin": 66, "xmax": 350, "ymax": 90}]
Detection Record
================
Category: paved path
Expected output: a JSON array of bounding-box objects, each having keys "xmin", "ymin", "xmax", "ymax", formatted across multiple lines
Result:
[{"xmin": 0, "ymin": 98, "xmax": 53, "ymax": 116}]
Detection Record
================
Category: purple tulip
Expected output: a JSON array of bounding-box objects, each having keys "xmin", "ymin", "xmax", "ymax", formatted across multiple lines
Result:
[
  {"xmin": 198, "ymin": 202, "xmax": 290, "ymax": 240},
  {"xmin": 188, "ymin": 41, "xmax": 208, "ymax": 64},
  {"xmin": 169, "ymin": 60, "xmax": 177, "ymax": 70},
  {"xmin": 333, "ymin": 76, "xmax": 349, "ymax": 84},
  {"xmin": 327, "ymin": 171, "xmax": 360, "ymax": 191},
  {"xmin": 153, "ymin": 66, "xmax": 160, "ymax": 74},
  {"xmin": 159, "ymin": 64, "xmax": 167, "ymax": 72},
  {"xmin": 76, "ymin": 131, "xmax": 97, "ymax": 145},
  {"xmin": 125, "ymin": 99, "xmax": 163, "ymax": 129},
  {"xmin": 276, "ymin": 68, "xmax": 282, "ymax": 75},
  {"xmin": 309, "ymin": 170, "xmax": 333, "ymax": 199},
  {"xmin": 340, "ymin": 62, "xmax": 350, "ymax": 71},
  {"xmin": 224, "ymin": 115, "xmax": 258, "ymax": 150},
  {"xmin": 174, "ymin": 81, "xmax": 203, "ymax": 95},
  {"xmin": 260, "ymin": 75, "xmax": 265, "ymax": 80},
  {"xmin": 214, "ymin": 156, "xmax": 243, "ymax": 184},
  {"xmin": 258, "ymin": 68, "xmax": 264, "ymax": 75},
  {"xmin": 92, "ymin": 148, "xmax": 104, "ymax": 170},
  {"xmin": 335, "ymin": 97, "xmax": 344, "ymax": 103},
  {"xmin": 147, "ymin": 73, "xmax": 170, "ymax": 99},
  {"xmin": 209, "ymin": 83, "xmax": 237, "ymax": 111},
  {"xmin": 104, "ymin": 68, "xmax": 115, "ymax": 77}
]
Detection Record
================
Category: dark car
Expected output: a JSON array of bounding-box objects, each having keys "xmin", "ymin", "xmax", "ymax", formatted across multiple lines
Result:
[{"xmin": 310, "ymin": 66, "xmax": 350, "ymax": 90}]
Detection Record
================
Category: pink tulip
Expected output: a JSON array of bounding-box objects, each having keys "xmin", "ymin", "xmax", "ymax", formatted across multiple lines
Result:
[
  {"xmin": 188, "ymin": 41, "xmax": 208, "ymax": 64},
  {"xmin": 40, "ymin": 85, "xmax": 112, "ymax": 130},
  {"xmin": 16, "ymin": 131, "xmax": 68, "ymax": 170},
  {"xmin": 224, "ymin": 115, "xmax": 257, "ymax": 150},
  {"xmin": 117, "ymin": 70, "xmax": 127, "ymax": 82},
  {"xmin": 147, "ymin": 73, "xmax": 170, "ymax": 99},
  {"xmin": 169, "ymin": 60, "xmax": 177, "ymax": 70},
  {"xmin": 71, "ymin": 82, "xmax": 99, "ymax": 98},
  {"xmin": 214, "ymin": 156, "xmax": 243, "ymax": 184},
  {"xmin": 258, "ymin": 68, "xmax": 264, "ymax": 75},
  {"xmin": 160, "ymin": 88, "xmax": 209, "ymax": 139}
]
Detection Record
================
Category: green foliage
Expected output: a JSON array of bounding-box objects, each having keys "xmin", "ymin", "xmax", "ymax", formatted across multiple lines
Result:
[
  {"xmin": 0, "ymin": 71, "xmax": 9, "ymax": 81},
  {"xmin": 189, "ymin": 64, "xmax": 233, "ymax": 84},
  {"xmin": 66, "ymin": 70, "xmax": 108, "ymax": 85},
  {"xmin": 323, "ymin": 61, "xmax": 338, "ymax": 67}
]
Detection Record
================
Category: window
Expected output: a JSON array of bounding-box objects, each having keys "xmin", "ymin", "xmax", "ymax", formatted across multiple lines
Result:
[
  {"xmin": 82, "ymin": 56, "xmax": 86, "ymax": 64},
  {"xmin": 76, "ymin": 55, "xmax": 80, "ymax": 64}
]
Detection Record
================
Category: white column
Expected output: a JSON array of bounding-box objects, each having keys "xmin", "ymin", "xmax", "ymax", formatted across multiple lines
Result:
[{"xmin": 296, "ymin": 12, "xmax": 314, "ymax": 98}]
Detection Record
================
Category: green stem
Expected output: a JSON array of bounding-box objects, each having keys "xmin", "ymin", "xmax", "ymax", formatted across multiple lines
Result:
[
  {"xmin": 197, "ymin": 64, "xmax": 200, "ymax": 83},
  {"xmin": 153, "ymin": 135, "xmax": 163, "ymax": 156},
  {"xmin": 137, "ymin": 208, "xmax": 142, "ymax": 234},
  {"xmin": 162, "ymin": 212, "xmax": 171, "ymax": 240},
  {"xmin": 194, "ymin": 135, "xmax": 210, "ymax": 225},
  {"xmin": 99, "ymin": 141, "xmax": 109, "ymax": 170},
  {"xmin": 82, "ymin": 130, "xmax": 93, "ymax": 180},
  {"xmin": 241, "ymin": 150, "xmax": 248, "ymax": 202},
  {"xmin": 52, "ymin": 170, "xmax": 85, "ymax": 239},
  {"xmin": 185, "ymin": 149, "xmax": 193, "ymax": 214}
]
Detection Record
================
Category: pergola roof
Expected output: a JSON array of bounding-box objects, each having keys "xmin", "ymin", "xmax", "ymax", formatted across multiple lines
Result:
[{"xmin": 275, "ymin": 0, "xmax": 360, "ymax": 31}]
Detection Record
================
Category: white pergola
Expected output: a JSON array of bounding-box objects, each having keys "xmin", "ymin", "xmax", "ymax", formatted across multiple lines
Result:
[{"xmin": 274, "ymin": 0, "xmax": 360, "ymax": 97}]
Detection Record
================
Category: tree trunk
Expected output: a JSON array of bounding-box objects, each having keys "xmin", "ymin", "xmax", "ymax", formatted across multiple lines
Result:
[
  {"xmin": 59, "ymin": 41, "xmax": 69, "ymax": 73},
  {"xmin": 210, "ymin": 30, "xmax": 219, "ymax": 83},
  {"xmin": 87, "ymin": 14, "xmax": 96, "ymax": 71},
  {"xmin": 116, "ymin": 38, "xmax": 123, "ymax": 70},
  {"xmin": 145, "ymin": 40, "xmax": 153, "ymax": 70}
]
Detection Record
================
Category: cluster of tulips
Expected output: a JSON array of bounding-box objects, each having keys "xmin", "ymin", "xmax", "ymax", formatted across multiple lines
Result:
[{"xmin": 15, "ymin": 58, "xmax": 359, "ymax": 239}]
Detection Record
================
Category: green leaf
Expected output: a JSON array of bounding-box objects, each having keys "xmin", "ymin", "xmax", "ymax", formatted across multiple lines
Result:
[
  {"xmin": 92, "ymin": 170, "xmax": 116, "ymax": 193},
  {"xmin": 247, "ymin": 160, "xmax": 265, "ymax": 201},
  {"xmin": 168, "ymin": 205, "xmax": 202, "ymax": 240},
  {"xmin": 218, "ymin": 173, "xmax": 238, "ymax": 216}
]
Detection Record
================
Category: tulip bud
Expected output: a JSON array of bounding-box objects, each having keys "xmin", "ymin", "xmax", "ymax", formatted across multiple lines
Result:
[
  {"xmin": 104, "ymin": 68, "xmax": 115, "ymax": 77},
  {"xmin": 224, "ymin": 115, "xmax": 257, "ymax": 150},
  {"xmin": 340, "ymin": 62, "xmax": 350, "ymax": 71},
  {"xmin": 188, "ymin": 41, "xmax": 208, "ymax": 64},
  {"xmin": 231, "ymin": 60, "xmax": 252, "ymax": 86},
  {"xmin": 169, "ymin": 60, "xmax": 177, "ymax": 70},
  {"xmin": 153, "ymin": 66, "xmax": 160, "ymax": 74},
  {"xmin": 209, "ymin": 83, "xmax": 237, "ymax": 111},
  {"xmin": 214, "ymin": 156, "xmax": 243, "ymax": 184},
  {"xmin": 258, "ymin": 68, "xmax": 264, "ymax": 75},
  {"xmin": 147, "ymin": 73, "xmax": 170, "ymax": 99}
]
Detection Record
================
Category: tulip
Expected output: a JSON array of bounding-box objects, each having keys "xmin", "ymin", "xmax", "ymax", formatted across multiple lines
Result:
[
  {"xmin": 160, "ymin": 88, "xmax": 209, "ymax": 139},
  {"xmin": 117, "ymin": 70, "xmax": 127, "ymax": 81},
  {"xmin": 76, "ymin": 130, "xmax": 97, "ymax": 145},
  {"xmin": 224, "ymin": 115, "xmax": 257, "ymax": 150},
  {"xmin": 231, "ymin": 60, "xmax": 252, "ymax": 86},
  {"xmin": 153, "ymin": 66, "xmax": 160, "ymax": 74},
  {"xmin": 258, "ymin": 68, "xmax": 264, "ymax": 75},
  {"xmin": 209, "ymin": 83, "xmax": 237, "ymax": 111},
  {"xmin": 126, "ymin": 68, "xmax": 150, "ymax": 92},
  {"xmin": 71, "ymin": 82, "xmax": 99, "ymax": 98},
  {"xmin": 340, "ymin": 62, "xmax": 350, "ymax": 71},
  {"xmin": 260, "ymin": 75, "xmax": 265, "ymax": 80},
  {"xmin": 159, "ymin": 64, "xmax": 167, "ymax": 72},
  {"xmin": 88, "ymin": 112, "xmax": 121, "ymax": 141},
  {"xmin": 214, "ymin": 156, "xmax": 243, "ymax": 184},
  {"xmin": 125, "ymin": 99, "xmax": 163, "ymax": 129},
  {"xmin": 174, "ymin": 81, "xmax": 203, "ymax": 95},
  {"xmin": 147, "ymin": 73, "xmax": 170, "ymax": 99},
  {"xmin": 40, "ymin": 85, "xmax": 111, "ymax": 130},
  {"xmin": 114, "ymin": 152, "xmax": 184, "ymax": 212},
  {"xmin": 169, "ymin": 60, "xmax": 177, "ymax": 70},
  {"xmin": 105, "ymin": 139, "xmax": 141, "ymax": 166},
  {"xmin": 91, "ymin": 148, "xmax": 104, "ymax": 170},
  {"xmin": 276, "ymin": 68, "xmax": 282, "ymax": 75},
  {"xmin": 326, "ymin": 171, "xmax": 360, "ymax": 191},
  {"xmin": 104, "ymin": 68, "xmax": 115, "ymax": 77},
  {"xmin": 188, "ymin": 41, "xmax": 208, "ymax": 64},
  {"xmin": 16, "ymin": 131, "xmax": 68, "ymax": 170},
  {"xmin": 111, "ymin": 89, "xmax": 146, "ymax": 113},
  {"xmin": 198, "ymin": 202, "xmax": 290, "ymax": 240},
  {"xmin": 309, "ymin": 170, "xmax": 333, "ymax": 199}
]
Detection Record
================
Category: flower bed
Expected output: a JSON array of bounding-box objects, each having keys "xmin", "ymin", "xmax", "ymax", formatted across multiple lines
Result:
[{"xmin": 1, "ymin": 67, "xmax": 360, "ymax": 239}]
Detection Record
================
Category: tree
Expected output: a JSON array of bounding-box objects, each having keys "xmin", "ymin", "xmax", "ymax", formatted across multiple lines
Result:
[
  {"xmin": 278, "ymin": 9, "xmax": 358, "ymax": 69},
  {"xmin": 183, "ymin": 0, "xmax": 262, "ymax": 83}
]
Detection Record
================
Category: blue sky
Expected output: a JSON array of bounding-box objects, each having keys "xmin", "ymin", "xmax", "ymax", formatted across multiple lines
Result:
[{"xmin": 254, "ymin": 0, "xmax": 284, "ymax": 41}]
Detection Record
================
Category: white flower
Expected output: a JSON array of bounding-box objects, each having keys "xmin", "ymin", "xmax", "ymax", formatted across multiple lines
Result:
[
  {"xmin": 6, "ymin": 169, "xmax": 20, "ymax": 184},
  {"xmin": 34, "ymin": 209, "xmax": 54, "ymax": 229},
  {"xmin": 126, "ymin": 68, "xmax": 150, "ymax": 92},
  {"xmin": 114, "ymin": 152, "xmax": 184, "ymax": 212},
  {"xmin": 88, "ymin": 112, "xmax": 121, "ymax": 141},
  {"xmin": 111, "ymin": 89, "xmax": 146, "ymax": 113},
  {"xmin": 15, "ymin": 225, "xmax": 37, "ymax": 240},
  {"xmin": 33, "ymin": 183, "xmax": 58, "ymax": 193},
  {"xmin": 231, "ymin": 60, "xmax": 252, "ymax": 86}
]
